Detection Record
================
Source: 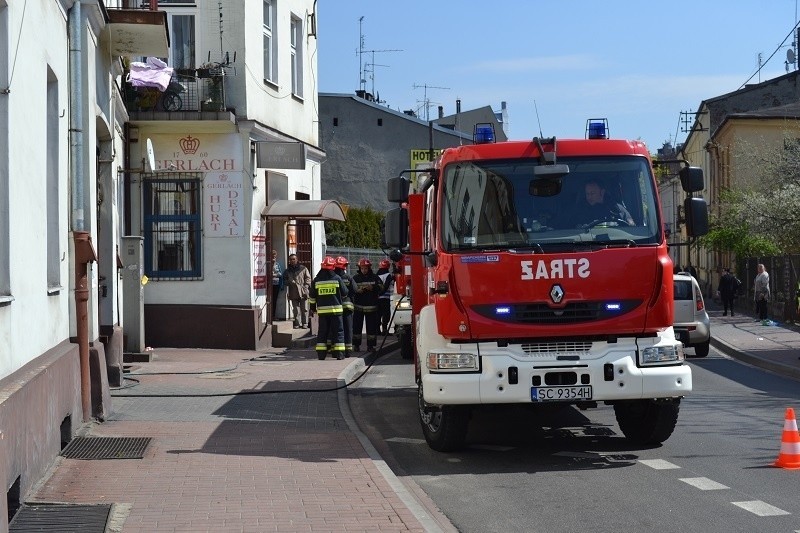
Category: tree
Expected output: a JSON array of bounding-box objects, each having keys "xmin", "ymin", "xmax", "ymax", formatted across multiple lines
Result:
[{"xmin": 325, "ymin": 206, "xmax": 384, "ymax": 248}]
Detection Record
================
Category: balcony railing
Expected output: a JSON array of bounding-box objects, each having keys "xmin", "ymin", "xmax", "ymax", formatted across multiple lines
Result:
[{"xmin": 123, "ymin": 69, "xmax": 230, "ymax": 115}]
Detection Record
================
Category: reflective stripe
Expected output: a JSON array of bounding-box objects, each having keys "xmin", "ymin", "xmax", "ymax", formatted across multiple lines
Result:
[{"xmin": 317, "ymin": 305, "xmax": 343, "ymax": 314}]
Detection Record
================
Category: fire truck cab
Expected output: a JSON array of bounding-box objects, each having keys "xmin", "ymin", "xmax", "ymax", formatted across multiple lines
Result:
[{"xmin": 384, "ymin": 121, "xmax": 708, "ymax": 452}]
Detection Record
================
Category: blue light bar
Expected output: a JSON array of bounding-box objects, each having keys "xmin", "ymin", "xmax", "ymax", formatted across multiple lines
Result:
[
  {"xmin": 495, "ymin": 306, "xmax": 512, "ymax": 315},
  {"xmin": 604, "ymin": 303, "xmax": 622, "ymax": 311},
  {"xmin": 586, "ymin": 118, "xmax": 609, "ymax": 140},
  {"xmin": 474, "ymin": 123, "xmax": 496, "ymax": 144}
]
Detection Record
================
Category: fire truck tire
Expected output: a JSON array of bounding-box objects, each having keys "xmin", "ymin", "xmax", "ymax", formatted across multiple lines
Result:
[
  {"xmin": 613, "ymin": 398, "xmax": 680, "ymax": 445},
  {"xmin": 399, "ymin": 329, "xmax": 413, "ymax": 360},
  {"xmin": 418, "ymin": 384, "xmax": 469, "ymax": 452},
  {"xmin": 693, "ymin": 340, "xmax": 710, "ymax": 358}
]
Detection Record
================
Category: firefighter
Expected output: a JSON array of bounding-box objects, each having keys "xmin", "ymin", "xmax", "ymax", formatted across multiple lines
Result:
[
  {"xmin": 351, "ymin": 258, "xmax": 383, "ymax": 352},
  {"xmin": 309, "ymin": 256, "xmax": 348, "ymax": 360},
  {"xmin": 335, "ymin": 256, "xmax": 356, "ymax": 357},
  {"xmin": 376, "ymin": 259, "xmax": 395, "ymax": 335}
]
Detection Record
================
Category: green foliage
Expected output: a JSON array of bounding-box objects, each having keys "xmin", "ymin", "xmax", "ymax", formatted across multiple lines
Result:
[
  {"xmin": 699, "ymin": 222, "xmax": 780, "ymax": 259},
  {"xmin": 325, "ymin": 206, "xmax": 384, "ymax": 248}
]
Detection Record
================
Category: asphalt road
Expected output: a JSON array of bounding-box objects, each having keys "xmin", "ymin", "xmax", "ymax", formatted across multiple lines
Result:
[{"xmin": 348, "ymin": 345, "xmax": 800, "ymax": 533}]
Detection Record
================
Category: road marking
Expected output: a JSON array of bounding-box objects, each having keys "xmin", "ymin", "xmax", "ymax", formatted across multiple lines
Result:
[
  {"xmin": 386, "ymin": 437, "xmax": 426, "ymax": 445},
  {"xmin": 638, "ymin": 459, "xmax": 680, "ymax": 470},
  {"xmin": 679, "ymin": 477, "xmax": 729, "ymax": 490},
  {"xmin": 731, "ymin": 501, "xmax": 790, "ymax": 516}
]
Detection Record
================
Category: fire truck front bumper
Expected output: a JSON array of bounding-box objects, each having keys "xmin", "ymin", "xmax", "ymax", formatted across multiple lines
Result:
[{"xmin": 420, "ymin": 341, "xmax": 691, "ymax": 405}]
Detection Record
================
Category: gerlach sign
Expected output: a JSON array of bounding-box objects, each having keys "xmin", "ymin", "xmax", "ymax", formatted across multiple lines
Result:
[{"xmin": 256, "ymin": 142, "xmax": 307, "ymax": 170}]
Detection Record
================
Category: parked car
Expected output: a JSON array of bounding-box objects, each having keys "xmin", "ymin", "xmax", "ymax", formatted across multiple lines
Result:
[{"xmin": 673, "ymin": 272, "xmax": 711, "ymax": 357}]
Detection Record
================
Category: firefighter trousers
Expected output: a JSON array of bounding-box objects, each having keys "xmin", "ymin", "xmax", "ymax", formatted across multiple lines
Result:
[
  {"xmin": 316, "ymin": 313, "xmax": 345, "ymax": 357},
  {"xmin": 353, "ymin": 308, "xmax": 379, "ymax": 350}
]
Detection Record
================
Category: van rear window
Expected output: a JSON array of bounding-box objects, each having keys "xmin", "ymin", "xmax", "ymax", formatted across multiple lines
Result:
[{"xmin": 673, "ymin": 280, "xmax": 693, "ymax": 300}]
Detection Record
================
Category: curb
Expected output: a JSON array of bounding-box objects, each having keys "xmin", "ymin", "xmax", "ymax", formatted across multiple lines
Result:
[
  {"xmin": 337, "ymin": 340, "xmax": 456, "ymax": 533},
  {"xmin": 710, "ymin": 334, "xmax": 800, "ymax": 382}
]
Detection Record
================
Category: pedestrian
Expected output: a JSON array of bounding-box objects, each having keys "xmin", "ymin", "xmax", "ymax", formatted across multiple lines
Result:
[
  {"xmin": 754, "ymin": 263, "xmax": 770, "ymax": 320},
  {"xmin": 351, "ymin": 258, "xmax": 383, "ymax": 352},
  {"xmin": 376, "ymin": 259, "xmax": 394, "ymax": 335},
  {"xmin": 686, "ymin": 264, "xmax": 698, "ymax": 279},
  {"xmin": 334, "ymin": 256, "xmax": 356, "ymax": 358},
  {"xmin": 717, "ymin": 267, "xmax": 740, "ymax": 316},
  {"xmin": 271, "ymin": 249, "xmax": 284, "ymax": 320},
  {"xmin": 283, "ymin": 254, "xmax": 311, "ymax": 329},
  {"xmin": 309, "ymin": 256, "xmax": 348, "ymax": 360}
]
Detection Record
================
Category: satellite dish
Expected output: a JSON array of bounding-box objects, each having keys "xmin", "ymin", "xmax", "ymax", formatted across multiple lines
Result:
[
  {"xmin": 788, "ymin": 49, "xmax": 796, "ymax": 64},
  {"xmin": 145, "ymin": 138, "xmax": 156, "ymax": 173}
]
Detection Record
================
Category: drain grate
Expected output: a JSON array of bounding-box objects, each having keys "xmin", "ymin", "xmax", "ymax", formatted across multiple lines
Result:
[
  {"xmin": 61, "ymin": 436, "xmax": 151, "ymax": 459},
  {"xmin": 9, "ymin": 503, "xmax": 111, "ymax": 532}
]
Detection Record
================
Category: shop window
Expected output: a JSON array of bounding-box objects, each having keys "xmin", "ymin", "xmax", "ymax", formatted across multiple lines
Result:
[{"xmin": 143, "ymin": 177, "xmax": 202, "ymax": 278}]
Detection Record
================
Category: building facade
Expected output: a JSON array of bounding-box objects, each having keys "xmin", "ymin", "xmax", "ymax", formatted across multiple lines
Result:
[
  {"xmin": 125, "ymin": 0, "xmax": 334, "ymax": 350},
  {"xmin": 0, "ymin": 0, "xmax": 169, "ymax": 525}
]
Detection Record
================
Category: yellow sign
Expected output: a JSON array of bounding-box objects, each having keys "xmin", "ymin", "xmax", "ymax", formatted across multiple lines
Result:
[
  {"xmin": 410, "ymin": 149, "xmax": 443, "ymax": 190},
  {"xmin": 141, "ymin": 275, "xmax": 149, "ymax": 286}
]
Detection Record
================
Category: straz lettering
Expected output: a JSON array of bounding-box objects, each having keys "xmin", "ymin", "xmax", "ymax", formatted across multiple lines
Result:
[
  {"xmin": 521, "ymin": 258, "xmax": 590, "ymax": 280},
  {"xmin": 317, "ymin": 286, "xmax": 337, "ymax": 295}
]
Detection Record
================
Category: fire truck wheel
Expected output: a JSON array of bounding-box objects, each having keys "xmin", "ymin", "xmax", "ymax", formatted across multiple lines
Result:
[
  {"xmin": 418, "ymin": 384, "xmax": 469, "ymax": 452},
  {"xmin": 614, "ymin": 399, "xmax": 680, "ymax": 445},
  {"xmin": 399, "ymin": 329, "xmax": 413, "ymax": 360}
]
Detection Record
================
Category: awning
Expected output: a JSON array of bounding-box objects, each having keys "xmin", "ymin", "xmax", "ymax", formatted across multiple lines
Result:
[{"xmin": 261, "ymin": 200, "xmax": 346, "ymax": 221}]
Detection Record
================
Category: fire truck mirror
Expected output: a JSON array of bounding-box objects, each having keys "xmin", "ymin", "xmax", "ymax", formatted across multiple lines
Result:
[
  {"xmin": 388, "ymin": 249, "xmax": 404, "ymax": 262},
  {"xmin": 425, "ymin": 251, "xmax": 438, "ymax": 267},
  {"xmin": 529, "ymin": 177, "xmax": 563, "ymax": 197},
  {"xmin": 683, "ymin": 197, "xmax": 709, "ymax": 237},
  {"xmin": 387, "ymin": 176, "xmax": 410, "ymax": 203},
  {"xmin": 679, "ymin": 166, "xmax": 704, "ymax": 193},
  {"xmin": 384, "ymin": 207, "xmax": 408, "ymax": 249}
]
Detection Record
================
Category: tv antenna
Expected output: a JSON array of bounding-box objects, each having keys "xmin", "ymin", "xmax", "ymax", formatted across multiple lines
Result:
[
  {"xmin": 413, "ymin": 83, "xmax": 450, "ymax": 121},
  {"xmin": 356, "ymin": 17, "xmax": 402, "ymax": 94}
]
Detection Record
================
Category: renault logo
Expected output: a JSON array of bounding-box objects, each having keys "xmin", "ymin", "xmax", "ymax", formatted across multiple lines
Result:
[{"xmin": 550, "ymin": 284, "xmax": 565, "ymax": 304}]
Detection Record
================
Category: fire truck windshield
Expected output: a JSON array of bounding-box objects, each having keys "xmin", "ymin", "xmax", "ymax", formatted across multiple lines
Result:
[{"xmin": 441, "ymin": 156, "xmax": 661, "ymax": 251}]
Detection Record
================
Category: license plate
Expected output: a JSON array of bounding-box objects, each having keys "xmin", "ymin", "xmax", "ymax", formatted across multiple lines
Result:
[{"xmin": 531, "ymin": 386, "xmax": 593, "ymax": 402}]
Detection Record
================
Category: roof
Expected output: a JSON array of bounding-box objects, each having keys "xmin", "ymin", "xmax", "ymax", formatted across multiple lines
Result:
[{"xmin": 261, "ymin": 200, "xmax": 346, "ymax": 221}]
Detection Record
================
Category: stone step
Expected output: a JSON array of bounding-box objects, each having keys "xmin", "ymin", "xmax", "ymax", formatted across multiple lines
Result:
[{"xmin": 271, "ymin": 320, "xmax": 316, "ymax": 349}]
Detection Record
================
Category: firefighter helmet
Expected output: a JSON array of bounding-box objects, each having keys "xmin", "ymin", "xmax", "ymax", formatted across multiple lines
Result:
[
  {"xmin": 379, "ymin": 259, "xmax": 390, "ymax": 269},
  {"xmin": 321, "ymin": 256, "xmax": 337, "ymax": 270},
  {"xmin": 357, "ymin": 258, "xmax": 372, "ymax": 268},
  {"xmin": 335, "ymin": 256, "xmax": 349, "ymax": 268}
]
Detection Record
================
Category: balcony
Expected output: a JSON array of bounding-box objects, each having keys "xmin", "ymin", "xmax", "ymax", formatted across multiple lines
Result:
[
  {"xmin": 123, "ymin": 68, "xmax": 236, "ymax": 122},
  {"xmin": 104, "ymin": 1, "xmax": 169, "ymax": 58}
]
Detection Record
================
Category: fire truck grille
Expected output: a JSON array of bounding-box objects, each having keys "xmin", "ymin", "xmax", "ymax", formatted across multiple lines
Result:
[
  {"xmin": 472, "ymin": 300, "xmax": 641, "ymax": 324},
  {"xmin": 520, "ymin": 341, "xmax": 592, "ymax": 356}
]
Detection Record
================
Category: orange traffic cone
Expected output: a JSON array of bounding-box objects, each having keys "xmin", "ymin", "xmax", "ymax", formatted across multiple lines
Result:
[{"xmin": 773, "ymin": 407, "xmax": 800, "ymax": 469}]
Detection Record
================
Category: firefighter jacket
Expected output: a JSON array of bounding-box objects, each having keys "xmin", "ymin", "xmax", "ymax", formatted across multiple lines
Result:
[
  {"xmin": 309, "ymin": 270, "xmax": 348, "ymax": 315},
  {"xmin": 352, "ymin": 269, "xmax": 383, "ymax": 310},
  {"xmin": 335, "ymin": 267, "xmax": 356, "ymax": 313}
]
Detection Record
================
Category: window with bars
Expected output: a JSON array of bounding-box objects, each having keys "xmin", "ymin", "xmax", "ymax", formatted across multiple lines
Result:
[{"xmin": 143, "ymin": 177, "xmax": 202, "ymax": 278}]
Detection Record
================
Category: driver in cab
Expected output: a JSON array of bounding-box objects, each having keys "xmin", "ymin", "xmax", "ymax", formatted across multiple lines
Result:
[{"xmin": 576, "ymin": 179, "xmax": 634, "ymax": 228}]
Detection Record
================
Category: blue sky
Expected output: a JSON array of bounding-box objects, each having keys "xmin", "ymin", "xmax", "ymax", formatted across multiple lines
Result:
[{"xmin": 317, "ymin": 1, "xmax": 800, "ymax": 152}]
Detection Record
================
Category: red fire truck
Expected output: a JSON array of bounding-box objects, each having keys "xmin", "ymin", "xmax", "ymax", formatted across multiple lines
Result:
[{"xmin": 384, "ymin": 120, "xmax": 708, "ymax": 451}]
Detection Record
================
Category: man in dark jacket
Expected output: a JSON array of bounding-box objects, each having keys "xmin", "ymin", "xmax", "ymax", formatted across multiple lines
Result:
[
  {"xmin": 309, "ymin": 256, "xmax": 348, "ymax": 360},
  {"xmin": 717, "ymin": 267, "xmax": 740, "ymax": 316},
  {"xmin": 352, "ymin": 258, "xmax": 383, "ymax": 352},
  {"xmin": 335, "ymin": 256, "xmax": 356, "ymax": 358}
]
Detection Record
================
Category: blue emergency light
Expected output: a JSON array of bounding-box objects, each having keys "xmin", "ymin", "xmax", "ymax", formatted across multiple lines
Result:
[
  {"xmin": 495, "ymin": 306, "xmax": 512, "ymax": 315},
  {"xmin": 474, "ymin": 123, "xmax": 496, "ymax": 144},
  {"xmin": 586, "ymin": 118, "xmax": 609, "ymax": 140}
]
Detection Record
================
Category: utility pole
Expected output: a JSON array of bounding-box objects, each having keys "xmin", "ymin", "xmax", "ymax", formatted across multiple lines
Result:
[{"xmin": 413, "ymin": 83, "xmax": 450, "ymax": 121}]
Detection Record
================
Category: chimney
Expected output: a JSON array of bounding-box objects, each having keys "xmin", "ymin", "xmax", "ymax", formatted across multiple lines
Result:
[
  {"xmin": 438, "ymin": 105, "xmax": 444, "ymax": 119},
  {"xmin": 456, "ymin": 99, "xmax": 461, "ymax": 113}
]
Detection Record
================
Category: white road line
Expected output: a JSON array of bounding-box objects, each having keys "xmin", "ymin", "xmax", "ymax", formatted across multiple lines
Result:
[
  {"xmin": 386, "ymin": 437, "xmax": 426, "ymax": 444},
  {"xmin": 638, "ymin": 459, "xmax": 680, "ymax": 470},
  {"xmin": 731, "ymin": 501, "xmax": 790, "ymax": 516},
  {"xmin": 679, "ymin": 477, "xmax": 729, "ymax": 490}
]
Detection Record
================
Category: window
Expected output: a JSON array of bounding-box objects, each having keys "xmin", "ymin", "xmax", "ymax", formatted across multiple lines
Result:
[
  {"xmin": 143, "ymin": 177, "xmax": 202, "ymax": 278},
  {"xmin": 169, "ymin": 14, "xmax": 195, "ymax": 69},
  {"xmin": 263, "ymin": 0, "xmax": 277, "ymax": 83},
  {"xmin": 290, "ymin": 14, "xmax": 303, "ymax": 97},
  {"xmin": 46, "ymin": 68, "xmax": 60, "ymax": 291}
]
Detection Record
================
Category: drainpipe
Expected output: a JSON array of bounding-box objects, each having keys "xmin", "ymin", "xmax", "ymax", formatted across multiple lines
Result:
[{"xmin": 69, "ymin": 1, "xmax": 97, "ymax": 422}]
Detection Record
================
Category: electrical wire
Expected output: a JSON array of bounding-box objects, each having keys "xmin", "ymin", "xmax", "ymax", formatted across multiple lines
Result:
[{"xmin": 738, "ymin": 20, "xmax": 800, "ymax": 90}]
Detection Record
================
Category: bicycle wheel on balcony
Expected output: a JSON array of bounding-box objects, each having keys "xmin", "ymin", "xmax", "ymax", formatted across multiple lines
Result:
[{"xmin": 161, "ymin": 91, "xmax": 183, "ymax": 111}]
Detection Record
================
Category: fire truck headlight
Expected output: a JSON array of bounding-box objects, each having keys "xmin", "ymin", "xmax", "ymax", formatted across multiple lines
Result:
[
  {"xmin": 640, "ymin": 344, "xmax": 684, "ymax": 365},
  {"xmin": 427, "ymin": 352, "xmax": 478, "ymax": 371}
]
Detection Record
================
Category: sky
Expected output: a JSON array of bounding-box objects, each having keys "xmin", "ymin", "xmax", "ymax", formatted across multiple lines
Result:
[{"xmin": 317, "ymin": 1, "xmax": 800, "ymax": 152}]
